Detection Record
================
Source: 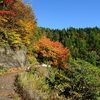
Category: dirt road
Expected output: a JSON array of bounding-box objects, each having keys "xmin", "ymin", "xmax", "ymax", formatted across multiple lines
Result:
[{"xmin": 0, "ymin": 72, "xmax": 22, "ymax": 100}]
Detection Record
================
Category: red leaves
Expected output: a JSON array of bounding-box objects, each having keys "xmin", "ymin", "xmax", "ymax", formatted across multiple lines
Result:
[
  {"xmin": 35, "ymin": 36, "xmax": 70, "ymax": 69},
  {"xmin": 0, "ymin": 10, "xmax": 15, "ymax": 15},
  {"xmin": 0, "ymin": 0, "xmax": 37, "ymax": 47},
  {"xmin": 2, "ymin": 0, "xmax": 14, "ymax": 4},
  {"xmin": 0, "ymin": 0, "xmax": 14, "ymax": 15}
]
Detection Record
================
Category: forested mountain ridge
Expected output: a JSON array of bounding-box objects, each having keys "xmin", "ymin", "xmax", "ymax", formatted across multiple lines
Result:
[{"xmin": 38, "ymin": 27, "xmax": 100, "ymax": 67}]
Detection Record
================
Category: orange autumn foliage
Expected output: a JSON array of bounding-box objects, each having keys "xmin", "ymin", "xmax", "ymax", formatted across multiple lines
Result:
[
  {"xmin": 34, "ymin": 36, "xmax": 70, "ymax": 69},
  {"xmin": 0, "ymin": 0, "xmax": 37, "ymax": 47},
  {"xmin": 2, "ymin": 0, "xmax": 14, "ymax": 4}
]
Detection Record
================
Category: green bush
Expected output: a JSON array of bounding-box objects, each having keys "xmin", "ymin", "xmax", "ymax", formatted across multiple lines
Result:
[
  {"xmin": 17, "ymin": 59, "xmax": 100, "ymax": 100},
  {"xmin": 17, "ymin": 65, "xmax": 66, "ymax": 100},
  {"xmin": 0, "ymin": 68, "xmax": 8, "ymax": 74},
  {"xmin": 63, "ymin": 59, "xmax": 100, "ymax": 99}
]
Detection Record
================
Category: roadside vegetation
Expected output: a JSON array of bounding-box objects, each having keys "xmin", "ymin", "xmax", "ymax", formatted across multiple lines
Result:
[
  {"xmin": 17, "ymin": 58, "xmax": 100, "ymax": 100},
  {"xmin": 0, "ymin": 68, "xmax": 8, "ymax": 75}
]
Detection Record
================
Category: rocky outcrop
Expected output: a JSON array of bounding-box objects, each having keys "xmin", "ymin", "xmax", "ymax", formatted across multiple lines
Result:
[{"xmin": 0, "ymin": 46, "xmax": 29, "ymax": 69}]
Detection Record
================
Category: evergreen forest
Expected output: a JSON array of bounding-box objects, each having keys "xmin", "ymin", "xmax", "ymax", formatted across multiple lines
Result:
[{"xmin": 39, "ymin": 27, "xmax": 100, "ymax": 67}]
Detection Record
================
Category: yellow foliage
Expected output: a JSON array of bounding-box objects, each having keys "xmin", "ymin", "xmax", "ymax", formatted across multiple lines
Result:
[
  {"xmin": 0, "ymin": 0, "xmax": 37, "ymax": 47},
  {"xmin": 0, "ymin": 16, "xmax": 8, "ymax": 22}
]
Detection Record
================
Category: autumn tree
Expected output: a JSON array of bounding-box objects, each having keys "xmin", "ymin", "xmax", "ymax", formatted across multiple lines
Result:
[
  {"xmin": 34, "ymin": 36, "xmax": 70, "ymax": 69},
  {"xmin": 0, "ymin": 0, "xmax": 37, "ymax": 48}
]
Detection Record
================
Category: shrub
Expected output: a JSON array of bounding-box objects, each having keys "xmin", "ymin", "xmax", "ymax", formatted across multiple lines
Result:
[
  {"xmin": 33, "ymin": 36, "xmax": 70, "ymax": 69},
  {"xmin": 63, "ymin": 58, "xmax": 100, "ymax": 99}
]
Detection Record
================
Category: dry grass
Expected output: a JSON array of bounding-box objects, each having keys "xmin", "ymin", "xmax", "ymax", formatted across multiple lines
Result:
[
  {"xmin": 0, "ymin": 67, "xmax": 26, "ymax": 76},
  {"xmin": 17, "ymin": 65, "xmax": 67, "ymax": 100}
]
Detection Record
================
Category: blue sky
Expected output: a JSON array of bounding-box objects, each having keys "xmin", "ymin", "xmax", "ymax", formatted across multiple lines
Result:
[{"xmin": 25, "ymin": 0, "xmax": 100, "ymax": 29}]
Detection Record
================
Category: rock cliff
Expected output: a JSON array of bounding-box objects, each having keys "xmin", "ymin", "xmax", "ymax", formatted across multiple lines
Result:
[{"xmin": 0, "ymin": 46, "xmax": 29, "ymax": 69}]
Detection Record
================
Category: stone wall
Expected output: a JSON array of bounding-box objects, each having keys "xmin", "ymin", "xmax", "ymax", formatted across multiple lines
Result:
[{"xmin": 0, "ymin": 46, "xmax": 29, "ymax": 69}]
